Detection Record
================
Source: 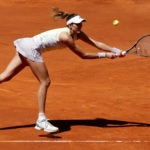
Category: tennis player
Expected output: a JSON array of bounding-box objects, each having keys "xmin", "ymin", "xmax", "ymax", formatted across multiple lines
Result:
[{"xmin": 0, "ymin": 8, "xmax": 125, "ymax": 133}]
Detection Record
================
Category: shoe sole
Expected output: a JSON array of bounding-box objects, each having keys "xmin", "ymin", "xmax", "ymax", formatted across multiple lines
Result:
[{"xmin": 35, "ymin": 125, "xmax": 59, "ymax": 133}]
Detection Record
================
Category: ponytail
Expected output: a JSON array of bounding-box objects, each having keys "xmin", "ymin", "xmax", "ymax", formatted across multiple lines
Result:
[
  {"xmin": 51, "ymin": 7, "xmax": 69, "ymax": 20},
  {"xmin": 51, "ymin": 7, "xmax": 83, "ymax": 25}
]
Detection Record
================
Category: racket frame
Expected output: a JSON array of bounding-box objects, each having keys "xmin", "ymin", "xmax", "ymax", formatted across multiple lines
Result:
[{"xmin": 124, "ymin": 34, "xmax": 150, "ymax": 57}]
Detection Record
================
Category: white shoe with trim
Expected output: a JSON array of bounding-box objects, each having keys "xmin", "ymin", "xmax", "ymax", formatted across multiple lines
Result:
[{"xmin": 35, "ymin": 119, "xmax": 59, "ymax": 133}]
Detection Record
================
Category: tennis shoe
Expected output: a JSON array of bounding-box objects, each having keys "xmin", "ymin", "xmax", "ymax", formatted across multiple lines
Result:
[{"xmin": 35, "ymin": 119, "xmax": 59, "ymax": 133}]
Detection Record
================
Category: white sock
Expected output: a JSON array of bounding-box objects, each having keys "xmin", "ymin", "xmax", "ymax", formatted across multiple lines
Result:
[{"xmin": 38, "ymin": 113, "xmax": 47, "ymax": 121}]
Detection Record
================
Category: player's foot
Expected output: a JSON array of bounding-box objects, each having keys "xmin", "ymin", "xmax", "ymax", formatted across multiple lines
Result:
[{"xmin": 35, "ymin": 119, "xmax": 59, "ymax": 133}]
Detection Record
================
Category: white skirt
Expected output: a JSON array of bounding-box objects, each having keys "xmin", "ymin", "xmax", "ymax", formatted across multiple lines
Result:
[{"xmin": 14, "ymin": 38, "xmax": 43, "ymax": 62}]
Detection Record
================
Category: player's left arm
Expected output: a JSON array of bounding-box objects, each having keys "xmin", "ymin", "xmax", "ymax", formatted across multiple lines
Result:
[{"xmin": 78, "ymin": 31, "xmax": 124, "ymax": 56}]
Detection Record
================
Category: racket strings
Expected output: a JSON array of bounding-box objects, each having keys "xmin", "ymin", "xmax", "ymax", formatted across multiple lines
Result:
[{"xmin": 136, "ymin": 36, "xmax": 150, "ymax": 57}]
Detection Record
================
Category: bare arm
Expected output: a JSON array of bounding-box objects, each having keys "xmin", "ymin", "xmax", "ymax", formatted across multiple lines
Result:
[
  {"xmin": 78, "ymin": 31, "xmax": 125, "ymax": 56},
  {"xmin": 59, "ymin": 32, "xmax": 117, "ymax": 59},
  {"xmin": 78, "ymin": 31, "xmax": 113, "ymax": 51}
]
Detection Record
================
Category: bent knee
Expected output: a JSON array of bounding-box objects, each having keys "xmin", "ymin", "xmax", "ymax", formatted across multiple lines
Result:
[
  {"xmin": 46, "ymin": 79, "xmax": 51, "ymax": 87},
  {"xmin": 40, "ymin": 78, "xmax": 51, "ymax": 87}
]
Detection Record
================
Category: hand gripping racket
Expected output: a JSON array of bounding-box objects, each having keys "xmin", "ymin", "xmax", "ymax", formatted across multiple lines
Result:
[{"xmin": 122, "ymin": 34, "xmax": 150, "ymax": 57}]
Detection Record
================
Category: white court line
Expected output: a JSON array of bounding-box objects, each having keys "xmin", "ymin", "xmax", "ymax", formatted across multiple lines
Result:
[{"xmin": 0, "ymin": 140, "xmax": 149, "ymax": 143}]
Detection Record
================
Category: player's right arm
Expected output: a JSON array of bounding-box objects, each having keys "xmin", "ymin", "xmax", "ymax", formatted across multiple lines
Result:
[{"xmin": 59, "ymin": 32, "xmax": 117, "ymax": 59}]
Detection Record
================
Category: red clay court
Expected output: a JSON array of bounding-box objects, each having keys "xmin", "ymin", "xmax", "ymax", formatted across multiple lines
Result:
[{"xmin": 0, "ymin": 0, "xmax": 150, "ymax": 149}]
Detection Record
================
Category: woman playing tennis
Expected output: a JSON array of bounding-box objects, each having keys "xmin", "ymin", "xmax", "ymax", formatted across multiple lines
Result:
[{"xmin": 0, "ymin": 8, "xmax": 125, "ymax": 133}]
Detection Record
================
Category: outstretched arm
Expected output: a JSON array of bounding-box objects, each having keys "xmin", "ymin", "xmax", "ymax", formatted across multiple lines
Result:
[
  {"xmin": 78, "ymin": 31, "xmax": 124, "ymax": 56},
  {"xmin": 59, "ymin": 32, "xmax": 117, "ymax": 59}
]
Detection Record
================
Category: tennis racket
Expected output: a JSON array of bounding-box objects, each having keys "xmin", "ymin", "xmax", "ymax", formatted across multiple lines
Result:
[{"xmin": 122, "ymin": 34, "xmax": 150, "ymax": 57}]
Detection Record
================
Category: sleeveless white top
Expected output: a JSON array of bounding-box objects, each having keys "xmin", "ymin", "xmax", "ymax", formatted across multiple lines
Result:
[
  {"xmin": 33, "ymin": 27, "xmax": 71, "ymax": 51},
  {"xmin": 14, "ymin": 27, "xmax": 74, "ymax": 62}
]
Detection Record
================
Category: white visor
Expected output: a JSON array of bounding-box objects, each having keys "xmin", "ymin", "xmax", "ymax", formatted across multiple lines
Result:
[{"xmin": 66, "ymin": 15, "xmax": 86, "ymax": 25}]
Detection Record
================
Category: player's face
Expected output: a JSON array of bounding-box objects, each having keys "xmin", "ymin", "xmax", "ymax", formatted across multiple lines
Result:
[{"xmin": 70, "ymin": 23, "xmax": 83, "ymax": 34}]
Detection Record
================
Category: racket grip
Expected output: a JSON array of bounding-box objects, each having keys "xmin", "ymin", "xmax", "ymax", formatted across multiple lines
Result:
[{"xmin": 121, "ymin": 51, "xmax": 127, "ymax": 55}]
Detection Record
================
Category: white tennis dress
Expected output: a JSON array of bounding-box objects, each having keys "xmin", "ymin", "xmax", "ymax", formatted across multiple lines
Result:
[{"xmin": 14, "ymin": 27, "xmax": 71, "ymax": 62}]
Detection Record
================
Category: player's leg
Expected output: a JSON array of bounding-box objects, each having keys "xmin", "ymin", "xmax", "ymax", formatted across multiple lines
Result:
[
  {"xmin": 26, "ymin": 59, "xmax": 59, "ymax": 133},
  {"xmin": 27, "ymin": 60, "xmax": 50, "ymax": 113},
  {"xmin": 0, "ymin": 52, "xmax": 27, "ymax": 83}
]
